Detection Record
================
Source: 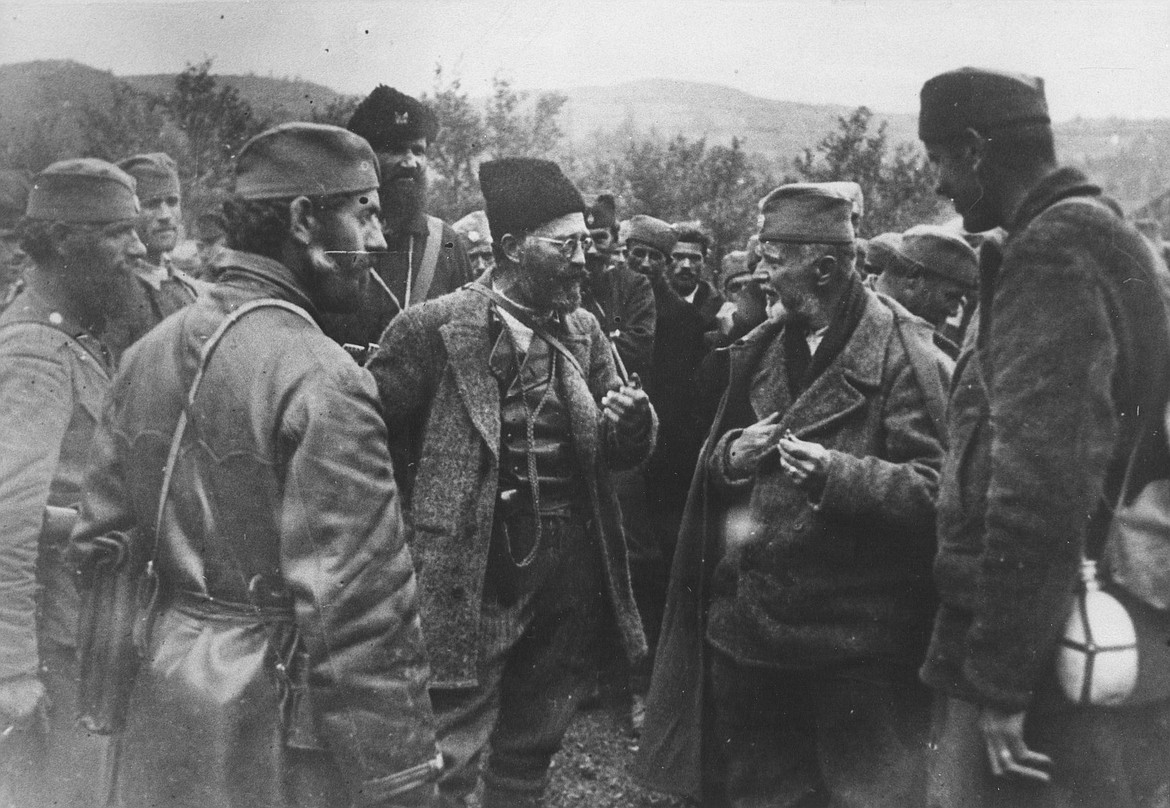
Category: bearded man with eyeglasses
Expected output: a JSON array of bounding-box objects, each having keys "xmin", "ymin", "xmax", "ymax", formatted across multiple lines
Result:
[{"xmin": 368, "ymin": 158, "xmax": 655, "ymax": 808}]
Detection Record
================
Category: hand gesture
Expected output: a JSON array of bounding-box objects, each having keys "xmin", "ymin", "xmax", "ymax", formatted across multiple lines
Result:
[
  {"xmin": 602, "ymin": 384, "xmax": 651, "ymax": 440},
  {"xmin": 727, "ymin": 412, "xmax": 784, "ymax": 476}
]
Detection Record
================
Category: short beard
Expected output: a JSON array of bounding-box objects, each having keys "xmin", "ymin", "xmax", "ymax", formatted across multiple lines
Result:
[
  {"xmin": 305, "ymin": 244, "xmax": 369, "ymax": 313},
  {"xmin": 378, "ymin": 168, "xmax": 428, "ymax": 236}
]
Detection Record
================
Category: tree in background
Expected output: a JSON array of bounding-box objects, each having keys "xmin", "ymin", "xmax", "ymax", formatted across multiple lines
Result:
[
  {"xmin": 168, "ymin": 60, "xmax": 269, "ymax": 214},
  {"xmin": 793, "ymin": 106, "xmax": 944, "ymax": 235}
]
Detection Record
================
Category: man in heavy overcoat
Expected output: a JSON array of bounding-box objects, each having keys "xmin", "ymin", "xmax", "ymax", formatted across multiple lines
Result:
[
  {"xmin": 0, "ymin": 158, "xmax": 146, "ymax": 807},
  {"xmin": 638, "ymin": 183, "xmax": 949, "ymax": 807},
  {"xmin": 917, "ymin": 67, "xmax": 1170, "ymax": 808},
  {"xmin": 367, "ymin": 157, "xmax": 654, "ymax": 808},
  {"xmin": 70, "ymin": 123, "xmax": 442, "ymax": 808}
]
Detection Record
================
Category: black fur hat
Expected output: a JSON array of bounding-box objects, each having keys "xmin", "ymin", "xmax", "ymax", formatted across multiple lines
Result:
[
  {"xmin": 347, "ymin": 85, "xmax": 440, "ymax": 151},
  {"xmin": 479, "ymin": 158, "xmax": 585, "ymax": 240}
]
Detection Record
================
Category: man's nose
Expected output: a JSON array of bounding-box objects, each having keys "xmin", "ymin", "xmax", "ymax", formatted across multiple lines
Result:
[{"xmin": 365, "ymin": 221, "xmax": 388, "ymax": 252}]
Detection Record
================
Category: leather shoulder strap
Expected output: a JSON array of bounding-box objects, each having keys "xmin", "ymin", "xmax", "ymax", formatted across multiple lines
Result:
[
  {"xmin": 151, "ymin": 299, "xmax": 315, "ymax": 546},
  {"xmin": 463, "ymin": 283, "xmax": 586, "ymax": 381},
  {"xmin": 409, "ymin": 216, "xmax": 445, "ymax": 306}
]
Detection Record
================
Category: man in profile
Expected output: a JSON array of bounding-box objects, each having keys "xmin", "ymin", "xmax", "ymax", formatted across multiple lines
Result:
[{"xmin": 71, "ymin": 123, "xmax": 441, "ymax": 808}]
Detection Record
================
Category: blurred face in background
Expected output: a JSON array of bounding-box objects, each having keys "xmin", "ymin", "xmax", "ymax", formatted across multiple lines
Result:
[
  {"xmin": 669, "ymin": 240, "xmax": 705, "ymax": 296},
  {"xmin": 626, "ymin": 239, "xmax": 668, "ymax": 280}
]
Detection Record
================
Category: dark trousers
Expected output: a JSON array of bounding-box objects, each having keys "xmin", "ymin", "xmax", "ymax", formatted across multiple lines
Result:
[
  {"xmin": 709, "ymin": 652, "xmax": 931, "ymax": 808},
  {"xmin": 432, "ymin": 514, "xmax": 606, "ymax": 808},
  {"xmin": 926, "ymin": 690, "xmax": 1170, "ymax": 808}
]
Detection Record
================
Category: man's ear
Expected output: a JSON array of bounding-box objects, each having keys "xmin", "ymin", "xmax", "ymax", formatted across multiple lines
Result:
[
  {"xmin": 288, "ymin": 196, "xmax": 316, "ymax": 247},
  {"xmin": 961, "ymin": 127, "xmax": 987, "ymax": 172},
  {"xmin": 813, "ymin": 254, "xmax": 838, "ymax": 288},
  {"xmin": 500, "ymin": 233, "xmax": 523, "ymax": 264}
]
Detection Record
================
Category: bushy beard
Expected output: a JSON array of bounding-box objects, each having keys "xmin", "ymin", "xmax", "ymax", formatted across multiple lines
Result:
[
  {"xmin": 378, "ymin": 166, "xmax": 428, "ymax": 236},
  {"xmin": 306, "ymin": 243, "xmax": 370, "ymax": 313}
]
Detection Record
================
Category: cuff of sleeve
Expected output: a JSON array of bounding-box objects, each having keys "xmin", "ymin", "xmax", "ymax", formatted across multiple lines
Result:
[
  {"xmin": 711, "ymin": 430, "xmax": 755, "ymax": 490},
  {"xmin": 809, "ymin": 451, "xmax": 851, "ymax": 513},
  {"xmin": 961, "ymin": 657, "xmax": 1036, "ymax": 713}
]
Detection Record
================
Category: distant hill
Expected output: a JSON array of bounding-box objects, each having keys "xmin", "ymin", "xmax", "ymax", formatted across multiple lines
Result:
[
  {"xmin": 124, "ymin": 72, "xmax": 347, "ymax": 123},
  {"xmin": 557, "ymin": 78, "xmax": 920, "ymax": 162},
  {"xmin": 2, "ymin": 60, "xmax": 1169, "ymax": 214}
]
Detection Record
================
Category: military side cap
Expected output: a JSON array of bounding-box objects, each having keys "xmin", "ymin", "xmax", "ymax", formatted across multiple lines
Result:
[
  {"xmin": 0, "ymin": 170, "xmax": 32, "ymax": 229},
  {"xmin": 625, "ymin": 214, "xmax": 677, "ymax": 256},
  {"xmin": 27, "ymin": 158, "xmax": 139, "ymax": 223},
  {"xmin": 901, "ymin": 224, "xmax": 979, "ymax": 287},
  {"xmin": 919, "ymin": 67, "xmax": 1049, "ymax": 142},
  {"xmin": 453, "ymin": 210, "xmax": 493, "ymax": 251},
  {"xmin": 721, "ymin": 250, "xmax": 750, "ymax": 281},
  {"xmin": 235, "ymin": 122, "xmax": 380, "ymax": 200},
  {"xmin": 864, "ymin": 232, "xmax": 911, "ymax": 274},
  {"xmin": 117, "ymin": 152, "xmax": 180, "ymax": 202},
  {"xmin": 585, "ymin": 193, "xmax": 618, "ymax": 232},
  {"xmin": 479, "ymin": 158, "xmax": 584, "ymax": 240},
  {"xmin": 757, "ymin": 183, "xmax": 855, "ymax": 245},
  {"xmin": 821, "ymin": 181, "xmax": 865, "ymax": 221},
  {"xmin": 347, "ymin": 85, "xmax": 440, "ymax": 151}
]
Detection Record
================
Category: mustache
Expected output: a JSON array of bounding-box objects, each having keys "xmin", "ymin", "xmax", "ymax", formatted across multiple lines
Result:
[{"xmin": 384, "ymin": 166, "xmax": 425, "ymax": 183}]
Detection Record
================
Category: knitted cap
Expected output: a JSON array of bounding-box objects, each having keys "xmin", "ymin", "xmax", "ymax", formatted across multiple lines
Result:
[
  {"xmin": 347, "ymin": 85, "xmax": 440, "ymax": 150},
  {"xmin": 864, "ymin": 232, "xmax": 911, "ymax": 275},
  {"xmin": 117, "ymin": 152, "xmax": 181, "ymax": 202},
  {"xmin": 757, "ymin": 183, "xmax": 855, "ymax": 245},
  {"xmin": 479, "ymin": 158, "xmax": 585, "ymax": 240},
  {"xmin": 235, "ymin": 122, "xmax": 380, "ymax": 200},
  {"xmin": 625, "ymin": 214, "xmax": 677, "ymax": 255},
  {"xmin": 27, "ymin": 158, "xmax": 140, "ymax": 223},
  {"xmin": 919, "ymin": 67, "xmax": 1049, "ymax": 142}
]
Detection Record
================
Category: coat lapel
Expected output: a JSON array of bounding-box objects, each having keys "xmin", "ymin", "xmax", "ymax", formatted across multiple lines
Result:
[
  {"xmin": 781, "ymin": 294, "xmax": 892, "ymax": 438},
  {"xmin": 440, "ymin": 297, "xmax": 501, "ymax": 456}
]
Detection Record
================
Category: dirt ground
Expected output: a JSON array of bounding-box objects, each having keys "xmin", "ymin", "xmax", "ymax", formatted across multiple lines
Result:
[{"xmin": 546, "ymin": 706, "xmax": 690, "ymax": 808}]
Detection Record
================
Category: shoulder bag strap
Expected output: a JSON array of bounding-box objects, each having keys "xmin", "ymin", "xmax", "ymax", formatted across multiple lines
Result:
[
  {"xmin": 463, "ymin": 283, "xmax": 587, "ymax": 382},
  {"xmin": 148, "ymin": 299, "xmax": 316, "ymax": 560},
  {"xmin": 409, "ymin": 216, "xmax": 445, "ymax": 307}
]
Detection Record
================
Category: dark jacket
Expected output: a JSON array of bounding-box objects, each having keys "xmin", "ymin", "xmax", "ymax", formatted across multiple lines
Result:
[
  {"xmin": 321, "ymin": 214, "xmax": 472, "ymax": 349},
  {"xmin": 0, "ymin": 282, "xmax": 113, "ymax": 679},
  {"xmin": 582, "ymin": 263, "xmax": 656, "ymax": 379},
  {"xmin": 688, "ymin": 278, "xmax": 725, "ymax": 331},
  {"xmin": 921, "ymin": 167, "xmax": 1170, "ymax": 712},
  {"xmin": 70, "ymin": 250, "xmax": 439, "ymax": 807},
  {"xmin": 636, "ymin": 288, "xmax": 949, "ymax": 799},
  {"xmin": 366, "ymin": 279, "xmax": 655, "ymax": 688}
]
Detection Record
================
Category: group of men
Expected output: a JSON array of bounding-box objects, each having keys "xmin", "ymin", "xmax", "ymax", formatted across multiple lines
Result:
[{"xmin": 0, "ymin": 65, "xmax": 1167, "ymax": 808}]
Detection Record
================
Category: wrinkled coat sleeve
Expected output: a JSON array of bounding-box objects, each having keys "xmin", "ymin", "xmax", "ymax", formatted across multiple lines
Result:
[
  {"xmin": 965, "ymin": 218, "xmax": 1119, "ymax": 710},
  {"xmin": 280, "ymin": 363, "xmax": 438, "ymax": 804},
  {"xmin": 813, "ymin": 353, "xmax": 943, "ymax": 539},
  {"xmin": 0, "ymin": 329, "xmax": 74, "ymax": 680}
]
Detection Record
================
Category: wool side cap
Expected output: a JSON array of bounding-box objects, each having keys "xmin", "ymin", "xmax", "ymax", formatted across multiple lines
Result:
[
  {"xmin": 901, "ymin": 224, "xmax": 979, "ymax": 287},
  {"xmin": 757, "ymin": 183, "xmax": 855, "ymax": 245},
  {"xmin": 919, "ymin": 67, "xmax": 1049, "ymax": 142},
  {"xmin": 624, "ymin": 214, "xmax": 677, "ymax": 255},
  {"xmin": 453, "ymin": 210, "xmax": 493, "ymax": 249},
  {"xmin": 117, "ymin": 152, "xmax": 181, "ymax": 202},
  {"xmin": 235, "ymin": 122, "xmax": 380, "ymax": 200},
  {"xmin": 478, "ymin": 158, "xmax": 584, "ymax": 240},
  {"xmin": 26, "ymin": 158, "xmax": 140, "ymax": 223}
]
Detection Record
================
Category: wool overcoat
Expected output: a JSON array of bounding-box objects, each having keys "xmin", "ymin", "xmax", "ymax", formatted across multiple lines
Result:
[
  {"xmin": 367, "ymin": 279, "xmax": 654, "ymax": 688},
  {"xmin": 636, "ymin": 288, "xmax": 949, "ymax": 799}
]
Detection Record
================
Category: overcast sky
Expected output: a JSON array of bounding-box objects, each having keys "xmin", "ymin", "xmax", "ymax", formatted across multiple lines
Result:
[{"xmin": 2, "ymin": 0, "xmax": 1168, "ymax": 121}]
